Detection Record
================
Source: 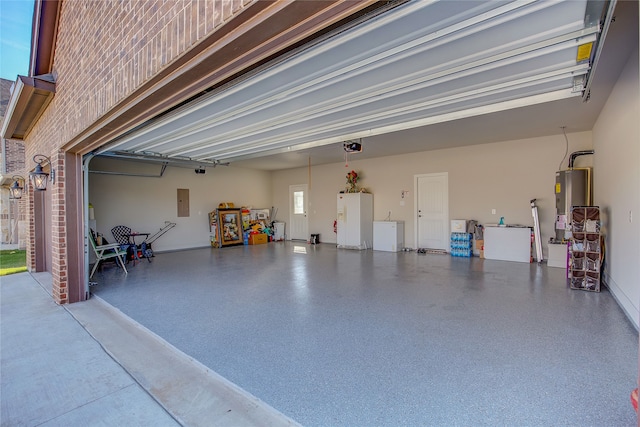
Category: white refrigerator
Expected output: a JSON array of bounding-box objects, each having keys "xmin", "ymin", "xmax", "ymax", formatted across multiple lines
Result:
[{"xmin": 337, "ymin": 193, "xmax": 373, "ymax": 250}]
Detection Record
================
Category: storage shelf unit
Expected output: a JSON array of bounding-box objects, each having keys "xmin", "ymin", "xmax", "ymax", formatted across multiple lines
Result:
[{"xmin": 569, "ymin": 206, "xmax": 601, "ymax": 292}]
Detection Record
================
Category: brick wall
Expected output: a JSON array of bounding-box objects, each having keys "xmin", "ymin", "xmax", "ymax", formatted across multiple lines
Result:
[
  {"xmin": 1, "ymin": 139, "xmax": 26, "ymax": 247},
  {"xmin": 50, "ymin": 151, "xmax": 66, "ymax": 303},
  {"xmin": 26, "ymin": 186, "xmax": 35, "ymax": 272},
  {"xmin": 30, "ymin": 0, "xmax": 252, "ymax": 150},
  {"xmin": 2, "ymin": 139, "xmax": 25, "ymax": 174},
  {"xmin": 0, "ymin": 191, "xmax": 26, "ymax": 245},
  {"xmin": 21, "ymin": 0, "xmax": 254, "ymax": 304}
]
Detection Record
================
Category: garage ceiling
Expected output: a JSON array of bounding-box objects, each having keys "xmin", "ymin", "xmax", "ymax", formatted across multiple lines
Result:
[{"xmin": 99, "ymin": 0, "xmax": 626, "ymax": 171}]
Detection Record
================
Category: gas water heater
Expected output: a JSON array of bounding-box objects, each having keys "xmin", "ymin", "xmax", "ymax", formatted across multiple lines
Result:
[{"xmin": 554, "ymin": 151, "xmax": 593, "ymax": 241}]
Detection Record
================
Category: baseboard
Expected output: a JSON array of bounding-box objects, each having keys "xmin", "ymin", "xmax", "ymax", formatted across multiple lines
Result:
[{"xmin": 603, "ymin": 273, "xmax": 639, "ymax": 331}]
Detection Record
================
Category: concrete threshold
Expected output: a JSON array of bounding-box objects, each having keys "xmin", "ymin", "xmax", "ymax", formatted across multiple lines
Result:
[{"xmin": 66, "ymin": 296, "xmax": 300, "ymax": 427}]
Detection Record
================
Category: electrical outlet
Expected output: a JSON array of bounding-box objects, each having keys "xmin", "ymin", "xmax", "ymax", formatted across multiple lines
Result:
[{"xmin": 492, "ymin": 209, "xmax": 496, "ymax": 215}]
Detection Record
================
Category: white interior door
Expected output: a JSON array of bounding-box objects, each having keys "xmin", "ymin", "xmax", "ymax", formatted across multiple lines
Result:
[
  {"xmin": 289, "ymin": 184, "xmax": 308, "ymax": 240},
  {"xmin": 415, "ymin": 173, "xmax": 449, "ymax": 250}
]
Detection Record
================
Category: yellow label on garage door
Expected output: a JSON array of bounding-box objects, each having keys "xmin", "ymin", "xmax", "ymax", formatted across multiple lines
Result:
[{"xmin": 577, "ymin": 42, "xmax": 593, "ymax": 62}]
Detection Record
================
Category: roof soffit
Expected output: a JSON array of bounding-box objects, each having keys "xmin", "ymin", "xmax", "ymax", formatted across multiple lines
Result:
[{"xmin": 0, "ymin": 0, "xmax": 60, "ymax": 140}]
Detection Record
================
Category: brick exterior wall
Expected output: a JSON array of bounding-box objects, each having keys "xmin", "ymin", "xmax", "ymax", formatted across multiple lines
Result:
[
  {"xmin": 0, "ymin": 137, "xmax": 26, "ymax": 247},
  {"xmin": 0, "ymin": 192, "xmax": 26, "ymax": 245},
  {"xmin": 21, "ymin": 0, "xmax": 254, "ymax": 303},
  {"xmin": 2, "ymin": 139, "xmax": 25, "ymax": 174},
  {"xmin": 1, "ymin": 79, "xmax": 27, "ymax": 247},
  {"xmin": 1, "ymin": 139, "xmax": 27, "ymax": 246},
  {"xmin": 26, "ymin": 186, "xmax": 35, "ymax": 271},
  {"xmin": 50, "ymin": 151, "xmax": 66, "ymax": 303},
  {"xmin": 38, "ymin": 0, "xmax": 252, "ymax": 148}
]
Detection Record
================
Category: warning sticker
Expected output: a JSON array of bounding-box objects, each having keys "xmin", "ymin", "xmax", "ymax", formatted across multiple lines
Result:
[
  {"xmin": 555, "ymin": 183, "xmax": 561, "ymax": 194},
  {"xmin": 577, "ymin": 42, "xmax": 593, "ymax": 62}
]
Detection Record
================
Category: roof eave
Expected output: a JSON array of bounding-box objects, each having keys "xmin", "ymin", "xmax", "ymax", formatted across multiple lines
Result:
[
  {"xmin": 0, "ymin": 0, "xmax": 60, "ymax": 140},
  {"xmin": 29, "ymin": 0, "xmax": 61, "ymax": 76},
  {"xmin": 0, "ymin": 75, "xmax": 56, "ymax": 140}
]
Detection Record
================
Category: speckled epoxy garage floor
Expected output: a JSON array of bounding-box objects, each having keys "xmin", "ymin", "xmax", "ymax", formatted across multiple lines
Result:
[{"xmin": 91, "ymin": 242, "xmax": 638, "ymax": 426}]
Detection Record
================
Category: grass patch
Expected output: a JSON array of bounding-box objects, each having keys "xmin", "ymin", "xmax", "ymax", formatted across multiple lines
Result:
[{"xmin": 0, "ymin": 250, "xmax": 27, "ymax": 276}]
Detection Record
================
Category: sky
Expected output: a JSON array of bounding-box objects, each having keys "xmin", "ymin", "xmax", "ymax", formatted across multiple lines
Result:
[{"xmin": 0, "ymin": 0, "xmax": 34, "ymax": 81}]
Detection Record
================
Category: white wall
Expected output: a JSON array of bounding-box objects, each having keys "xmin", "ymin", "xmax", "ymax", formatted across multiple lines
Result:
[
  {"xmin": 593, "ymin": 47, "xmax": 640, "ymax": 327},
  {"xmin": 271, "ymin": 131, "xmax": 593, "ymax": 252},
  {"xmin": 89, "ymin": 158, "xmax": 272, "ymax": 252}
]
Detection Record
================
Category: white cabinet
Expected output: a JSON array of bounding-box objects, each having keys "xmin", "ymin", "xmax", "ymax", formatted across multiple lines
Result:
[
  {"xmin": 483, "ymin": 226, "xmax": 532, "ymax": 263},
  {"xmin": 337, "ymin": 193, "xmax": 373, "ymax": 249},
  {"xmin": 373, "ymin": 221, "xmax": 404, "ymax": 252}
]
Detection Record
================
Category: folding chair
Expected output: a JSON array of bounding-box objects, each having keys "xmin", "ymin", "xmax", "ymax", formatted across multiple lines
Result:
[
  {"xmin": 111, "ymin": 225, "xmax": 132, "ymax": 248},
  {"xmin": 89, "ymin": 230, "xmax": 128, "ymax": 278},
  {"xmin": 111, "ymin": 225, "xmax": 138, "ymax": 263}
]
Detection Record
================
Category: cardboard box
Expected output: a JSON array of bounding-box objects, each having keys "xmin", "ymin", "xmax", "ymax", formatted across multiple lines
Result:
[
  {"xmin": 249, "ymin": 233, "xmax": 268, "ymax": 245},
  {"xmin": 451, "ymin": 220, "xmax": 467, "ymax": 232},
  {"xmin": 475, "ymin": 239, "xmax": 484, "ymax": 258}
]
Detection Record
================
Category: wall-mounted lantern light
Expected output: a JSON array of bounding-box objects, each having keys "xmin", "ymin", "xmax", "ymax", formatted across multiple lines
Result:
[
  {"xmin": 30, "ymin": 154, "xmax": 55, "ymax": 191},
  {"xmin": 9, "ymin": 175, "xmax": 25, "ymax": 199}
]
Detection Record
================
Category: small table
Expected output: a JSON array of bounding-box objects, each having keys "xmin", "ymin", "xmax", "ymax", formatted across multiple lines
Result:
[{"xmin": 127, "ymin": 232, "xmax": 149, "ymax": 246}]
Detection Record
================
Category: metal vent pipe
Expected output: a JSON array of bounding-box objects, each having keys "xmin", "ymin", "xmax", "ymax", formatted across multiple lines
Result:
[{"xmin": 568, "ymin": 150, "xmax": 594, "ymax": 168}]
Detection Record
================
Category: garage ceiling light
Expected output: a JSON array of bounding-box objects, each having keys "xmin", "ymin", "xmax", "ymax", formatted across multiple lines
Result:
[{"xmin": 344, "ymin": 140, "xmax": 362, "ymax": 153}]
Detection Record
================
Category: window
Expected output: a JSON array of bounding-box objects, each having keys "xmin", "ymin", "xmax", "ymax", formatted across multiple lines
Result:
[{"xmin": 293, "ymin": 191, "xmax": 304, "ymax": 214}]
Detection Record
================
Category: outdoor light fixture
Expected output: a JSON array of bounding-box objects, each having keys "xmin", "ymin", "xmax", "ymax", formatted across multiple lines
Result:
[
  {"xmin": 30, "ymin": 154, "xmax": 54, "ymax": 191},
  {"xmin": 9, "ymin": 175, "xmax": 25, "ymax": 199}
]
